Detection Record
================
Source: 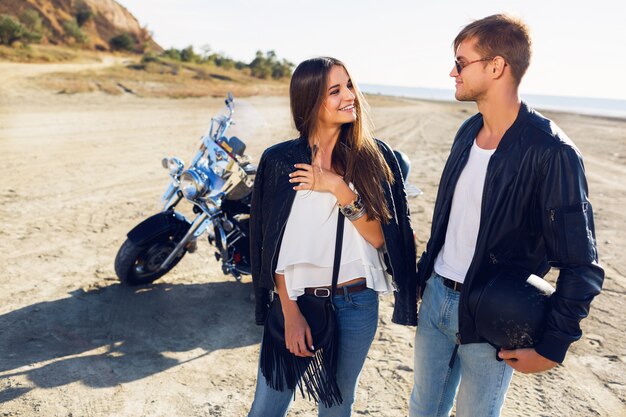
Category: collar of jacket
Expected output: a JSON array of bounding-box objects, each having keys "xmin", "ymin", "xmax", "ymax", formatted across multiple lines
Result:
[
  {"xmin": 294, "ymin": 136, "xmax": 312, "ymax": 163},
  {"xmin": 466, "ymin": 101, "xmax": 531, "ymax": 154},
  {"xmin": 294, "ymin": 135, "xmax": 352, "ymax": 162}
]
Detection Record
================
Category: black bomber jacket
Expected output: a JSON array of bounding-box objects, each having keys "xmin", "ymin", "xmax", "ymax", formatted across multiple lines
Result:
[
  {"xmin": 417, "ymin": 102, "xmax": 604, "ymax": 363},
  {"xmin": 250, "ymin": 137, "xmax": 418, "ymax": 326}
]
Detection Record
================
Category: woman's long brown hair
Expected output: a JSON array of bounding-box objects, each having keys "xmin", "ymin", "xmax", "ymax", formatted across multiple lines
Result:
[{"xmin": 289, "ymin": 57, "xmax": 394, "ymax": 223}]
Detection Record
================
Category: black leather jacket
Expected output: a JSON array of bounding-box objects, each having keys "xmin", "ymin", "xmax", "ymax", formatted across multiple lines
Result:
[
  {"xmin": 417, "ymin": 102, "xmax": 604, "ymax": 363},
  {"xmin": 250, "ymin": 137, "xmax": 418, "ymax": 326}
]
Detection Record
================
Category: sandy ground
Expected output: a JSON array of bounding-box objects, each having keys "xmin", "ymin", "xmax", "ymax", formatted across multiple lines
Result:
[{"xmin": 1, "ymin": 61, "xmax": 625, "ymax": 417}]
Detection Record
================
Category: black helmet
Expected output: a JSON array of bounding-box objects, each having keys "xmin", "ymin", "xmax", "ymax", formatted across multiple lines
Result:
[
  {"xmin": 393, "ymin": 149, "xmax": 411, "ymax": 180},
  {"xmin": 468, "ymin": 268, "xmax": 555, "ymax": 350}
]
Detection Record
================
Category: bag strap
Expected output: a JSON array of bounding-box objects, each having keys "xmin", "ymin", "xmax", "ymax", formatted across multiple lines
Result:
[{"xmin": 330, "ymin": 212, "xmax": 345, "ymax": 298}]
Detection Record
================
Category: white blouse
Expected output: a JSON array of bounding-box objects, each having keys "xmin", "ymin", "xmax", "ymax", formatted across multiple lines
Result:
[{"xmin": 275, "ymin": 189, "xmax": 394, "ymax": 300}]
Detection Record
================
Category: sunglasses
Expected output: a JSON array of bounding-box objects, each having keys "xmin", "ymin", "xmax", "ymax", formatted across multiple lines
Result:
[{"xmin": 454, "ymin": 57, "xmax": 494, "ymax": 74}]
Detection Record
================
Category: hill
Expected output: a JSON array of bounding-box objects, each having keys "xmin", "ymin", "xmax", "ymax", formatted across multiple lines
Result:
[
  {"xmin": 0, "ymin": 2, "xmax": 292, "ymax": 98},
  {"xmin": 0, "ymin": 0, "xmax": 160, "ymax": 52}
]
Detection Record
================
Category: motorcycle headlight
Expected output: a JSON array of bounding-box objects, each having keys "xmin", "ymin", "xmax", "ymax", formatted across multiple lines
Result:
[{"xmin": 180, "ymin": 169, "xmax": 208, "ymax": 200}]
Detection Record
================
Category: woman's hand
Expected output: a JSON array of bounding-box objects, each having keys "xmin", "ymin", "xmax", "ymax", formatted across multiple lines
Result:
[
  {"xmin": 273, "ymin": 273, "xmax": 314, "ymax": 357},
  {"xmin": 283, "ymin": 303, "xmax": 314, "ymax": 357},
  {"xmin": 290, "ymin": 162, "xmax": 343, "ymax": 194}
]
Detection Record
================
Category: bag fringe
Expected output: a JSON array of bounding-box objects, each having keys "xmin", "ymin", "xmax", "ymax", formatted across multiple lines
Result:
[{"xmin": 260, "ymin": 325, "xmax": 342, "ymax": 408}]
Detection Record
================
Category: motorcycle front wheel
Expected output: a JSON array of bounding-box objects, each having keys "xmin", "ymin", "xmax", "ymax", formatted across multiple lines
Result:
[{"xmin": 114, "ymin": 237, "xmax": 186, "ymax": 285}]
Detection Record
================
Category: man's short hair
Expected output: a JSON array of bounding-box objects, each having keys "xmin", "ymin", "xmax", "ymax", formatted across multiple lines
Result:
[{"xmin": 454, "ymin": 14, "xmax": 532, "ymax": 85}]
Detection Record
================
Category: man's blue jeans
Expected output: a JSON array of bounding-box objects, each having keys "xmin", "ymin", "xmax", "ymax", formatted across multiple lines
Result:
[
  {"xmin": 409, "ymin": 273, "xmax": 514, "ymax": 417},
  {"xmin": 248, "ymin": 287, "xmax": 379, "ymax": 417}
]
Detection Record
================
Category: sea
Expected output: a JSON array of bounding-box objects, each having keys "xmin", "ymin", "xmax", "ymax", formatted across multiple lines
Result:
[{"xmin": 360, "ymin": 84, "xmax": 626, "ymax": 119}]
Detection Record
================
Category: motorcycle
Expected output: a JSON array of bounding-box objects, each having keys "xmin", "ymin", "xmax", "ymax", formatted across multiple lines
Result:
[
  {"xmin": 115, "ymin": 93, "xmax": 256, "ymax": 285},
  {"xmin": 114, "ymin": 92, "xmax": 418, "ymax": 286}
]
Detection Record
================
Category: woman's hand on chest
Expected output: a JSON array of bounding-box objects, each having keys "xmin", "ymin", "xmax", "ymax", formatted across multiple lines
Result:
[{"xmin": 290, "ymin": 162, "xmax": 354, "ymax": 202}]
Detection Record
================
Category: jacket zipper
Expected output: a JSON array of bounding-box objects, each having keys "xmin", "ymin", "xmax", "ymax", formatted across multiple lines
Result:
[
  {"xmin": 269, "ymin": 220, "xmax": 289, "ymax": 286},
  {"xmin": 548, "ymin": 208, "xmax": 559, "ymax": 259}
]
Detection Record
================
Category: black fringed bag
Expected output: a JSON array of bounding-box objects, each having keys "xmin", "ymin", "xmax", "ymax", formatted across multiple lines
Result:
[{"xmin": 260, "ymin": 212, "xmax": 345, "ymax": 408}]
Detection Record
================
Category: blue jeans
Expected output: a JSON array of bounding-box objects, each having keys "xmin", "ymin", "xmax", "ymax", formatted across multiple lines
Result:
[
  {"xmin": 409, "ymin": 273, "xmax": 514, "ymax": 417},
  {"xmin": 248, "ymin": 287, "xmax": 379, "ymax": 417}
]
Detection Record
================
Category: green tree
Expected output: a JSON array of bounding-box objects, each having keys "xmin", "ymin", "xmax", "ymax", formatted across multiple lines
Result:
[
  {"xmin": 272, "ymin": 59, "xmax": 293, "ymax": 80},
  {"xmin": 0, "ymin": 15, "xmax": 24, "ymax": 45},
  {"xmin": 180, "ymin": 45, "xmax": 198, "ymax": 62},
  {"xmin": 249, "ymin": 50, "xmax": 293, "ymax": 80},
  {"xmin": 249, "ymin": 50, "xmax": 271, "ymax": 79},
  {"xmin": 19, "ymin": 9, "xmax": 44, "ymax": 42}
]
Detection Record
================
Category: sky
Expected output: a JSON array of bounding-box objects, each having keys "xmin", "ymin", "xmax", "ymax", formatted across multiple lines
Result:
[{"xmin": 121, "ymin": 0, "xmax": 625, "ymax": 100}]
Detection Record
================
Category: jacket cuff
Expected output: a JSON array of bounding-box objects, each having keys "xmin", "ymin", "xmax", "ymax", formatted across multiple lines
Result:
[
  {"xmin": 254, "ymin": 288, "xmax": 272, "ymax": 325},
  {"xmin": 534, "ymin": 333, "xmax": 572, "ymax": 363},
  {"xmin": 391, "ymin": 313, "xmax": 417, "ymax": 326},
  {"xmin": 391, "ymin": 292, "xmax": 418, "ymax": 326}
]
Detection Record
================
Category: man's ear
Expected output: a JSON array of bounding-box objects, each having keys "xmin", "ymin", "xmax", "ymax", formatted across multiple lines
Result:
[{"xmin": 492, "ymin": 56, "xmax": 507, "ymax": 79}]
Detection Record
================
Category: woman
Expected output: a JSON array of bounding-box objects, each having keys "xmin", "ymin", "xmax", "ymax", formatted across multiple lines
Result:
[{"xmin": 249, "ymin": 57, "xmax": 418, "ymax": 416}]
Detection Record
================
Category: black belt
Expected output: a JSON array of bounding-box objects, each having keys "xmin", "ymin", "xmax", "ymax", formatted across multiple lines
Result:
[
  {"xmin": 304, "ymin": 281, "xmax": 368, "ymax": 297},
  {"xmin": 442, "ymin": 277, "xmax": 463, "ymax": 292}
]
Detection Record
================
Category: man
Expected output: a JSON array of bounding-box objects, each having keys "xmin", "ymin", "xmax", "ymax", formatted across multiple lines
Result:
[{"xmin": 409, "ymin": 14, "xmax": 604, "ymax": 417}]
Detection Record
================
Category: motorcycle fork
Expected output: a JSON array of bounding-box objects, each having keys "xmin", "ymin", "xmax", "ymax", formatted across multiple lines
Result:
[
  {"xmin": 161, "ymin": 185, "xmax": 182, "ymax": 212},
  {"xmin": 159, "ymin": 211, "xmax": 210, "ymax": 270}
]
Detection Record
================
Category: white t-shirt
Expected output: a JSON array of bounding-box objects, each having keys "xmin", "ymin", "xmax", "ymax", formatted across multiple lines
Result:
[
  {"xmin": 275, "ymin": 189, "xmax": 394, "ymax": 300},
  {"xmin": 434, "ymin": 139, "xmax": 495, "ymax": 284}
]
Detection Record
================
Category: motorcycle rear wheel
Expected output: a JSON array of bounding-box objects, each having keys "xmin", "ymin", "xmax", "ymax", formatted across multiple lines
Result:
[{"xmin": 114, "ymin": 237, "xmax": 186, "ymax": 285}]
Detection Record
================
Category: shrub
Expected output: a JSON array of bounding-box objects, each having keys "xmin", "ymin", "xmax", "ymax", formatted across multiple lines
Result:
[
  {"xmin": 0, "ymin": 15, "xmax": 24, "ymax": 45},
  {"xmin": 163, "ymin": 47, "xmax": 181, "ymax": 61},
  {"xmin": 141, "ymin": 52, "xmax": 159, "ymax": 63},
  {"xmin": 75, "ymin": 2, "xmax": 94, "ymax": 27},
  {"xmin": 251, "ymin": 63, "xmax": 271, "ymax": 79},
  {"xmin": 110, "ymin": 33, "xmax": 136, "ymax": 51},
  {"xmin": 203, "ymin": 53, "xmax": 217, "ymax": 65},
  {"xmin": 63, "ymin": 19, "xmax": 88, "ymax": 44},
  {"xmin": 214, "ymin": 56, "xmax": 235, "ymax": 70},
  {"xmin": 19, "ymin": 9, "xmax": 44, "ymax": 42}
]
